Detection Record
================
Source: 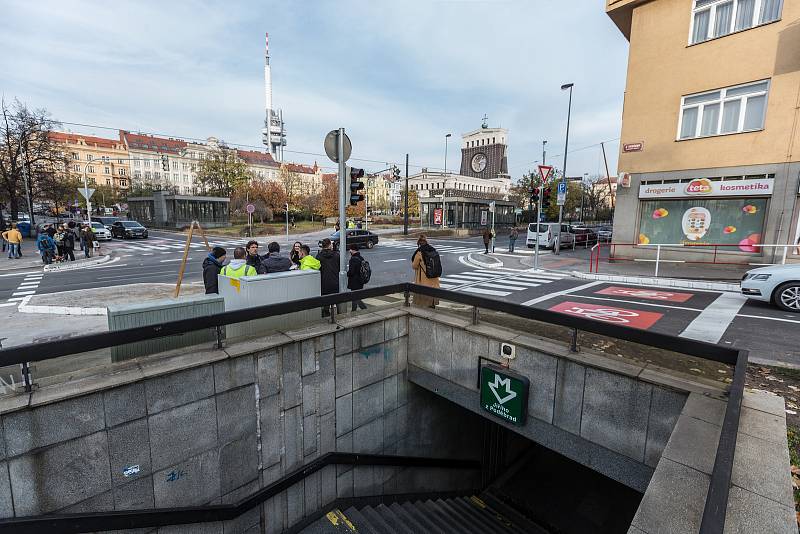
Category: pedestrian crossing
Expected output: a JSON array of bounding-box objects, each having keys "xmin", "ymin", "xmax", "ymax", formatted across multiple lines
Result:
[
  {"xmin": 437, "ymin": 268, "xmax": 567, "ymax": 297},
  {"xmin": 379, "ymin": 239, "xmax": 484, "ymax": 255}
]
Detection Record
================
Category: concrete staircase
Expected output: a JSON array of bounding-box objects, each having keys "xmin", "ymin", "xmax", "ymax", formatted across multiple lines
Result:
[{"xmin": 300, "ymin": 495, "xmax": 541, "ymax": 533}]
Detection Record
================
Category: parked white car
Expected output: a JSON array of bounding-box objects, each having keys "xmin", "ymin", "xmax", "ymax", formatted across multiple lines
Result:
[
  {"xmin": 740, "ymin": 264, "xmax": 800, "ymax": 312},
  {"xmin": 526, "ymin": 223, "xmax": 575, "ymax": 250},
  {"xmin": 90, "ymin": 221, "xmax": 112, "ymax": 241}
]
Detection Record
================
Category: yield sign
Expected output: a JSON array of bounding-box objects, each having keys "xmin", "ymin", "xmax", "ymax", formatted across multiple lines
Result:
[
  {"xmin": 538, "ymin": 165, "xmax": 553, "ymax": 183},
  {"xmin": 77, "ymin": 187, "xmax": 95, "ymax": 200}
]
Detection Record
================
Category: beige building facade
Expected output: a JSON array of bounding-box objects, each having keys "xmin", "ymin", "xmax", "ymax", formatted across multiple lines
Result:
[
  {"xmin": 50, "ymin": 132, "xmax": 130, "ymax": 193},
  {"xmin": 607, "ymin": 0, "xmax": 800, "ymax": 262}
]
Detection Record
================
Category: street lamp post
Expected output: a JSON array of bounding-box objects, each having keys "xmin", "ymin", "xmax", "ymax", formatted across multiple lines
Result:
[
  {"xmin": 444, "ymin": 133, "xmax": 452, "ymax": 175},
  {"xmin": 443, "ymin": 134, "xmax": 451, "ymax": 229},
  {"xmin": 555, "ymin": 83, "xmax": 574, "ymax": 255},
  {"xmin": 581, "ymin": 172, "xmax": 589, "ymax": 222}
]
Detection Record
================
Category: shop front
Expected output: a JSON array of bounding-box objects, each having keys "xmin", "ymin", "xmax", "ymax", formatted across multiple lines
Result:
[{"xmin": 634, "ymin": 177, "xmax": 774, "ymax": 260}]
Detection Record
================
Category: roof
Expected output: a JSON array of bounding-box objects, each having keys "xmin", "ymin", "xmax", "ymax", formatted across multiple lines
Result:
[
  {"xmin": 286, "ymin": 162, "xmax": 318, "ymax": 175},
  {"xmin": 49, "ymin": 132, "xmax": 124, "ymax": 150},
  {"xmin": 237, "ymin": 149, "xmax": 278, "ymax": 167},
  {"xmin": 120, "ymin": 130, "xmax": 187, "ymax": 154}
]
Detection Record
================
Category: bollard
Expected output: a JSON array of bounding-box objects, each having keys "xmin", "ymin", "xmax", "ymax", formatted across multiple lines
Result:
[
  {"xmin": 472, "ymin": 306, "xmax": 479, "ymax": 325},
  {"xmin": 570, "ymin": 328, "xmax": 579, "ymax": 353},
  {"xmin": 214, "ymin": 326, "xmax": 224, "ymax": 350}
]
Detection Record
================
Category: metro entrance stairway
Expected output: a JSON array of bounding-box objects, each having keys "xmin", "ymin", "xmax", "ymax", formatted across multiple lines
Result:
[{"xmin": 297, "ymin": 493, "xmax": 545, "ymax": 534}]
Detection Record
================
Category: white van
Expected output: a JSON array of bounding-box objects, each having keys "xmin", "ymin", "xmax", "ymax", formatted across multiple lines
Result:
[{"xmin": 526, "ymin": 223, "xmax": 575, "ymax": 249}]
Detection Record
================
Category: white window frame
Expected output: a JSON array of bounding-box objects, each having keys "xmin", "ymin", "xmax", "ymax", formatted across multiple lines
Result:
[
  {"xmin": 677, "ymin": 79, "xmax": 770, "ymax": 140},
  {"xmin": 689, "ymin": 0, "xmax": 782, "ymax": 45}
]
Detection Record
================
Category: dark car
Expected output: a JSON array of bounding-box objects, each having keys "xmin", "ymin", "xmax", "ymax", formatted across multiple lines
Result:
[
  {"xmin": 569, "ymin": 226, "xmax": 598, "ymax": 246},
  {"xmin": 94, "ymin": 216, "xmax": 120, "ymax": 230},
  {"xmin": 319, "ymin": 229, "xmax": 379, "ymax": 250},
  {"xmin": 111, "ymin": 220, "xmax": 148, "ymax": 239}
]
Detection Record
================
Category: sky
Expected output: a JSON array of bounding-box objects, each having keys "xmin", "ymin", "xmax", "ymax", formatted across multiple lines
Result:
[{"xmin": 0, "ymin": 0, "xmax": 630, "ymax": 182}]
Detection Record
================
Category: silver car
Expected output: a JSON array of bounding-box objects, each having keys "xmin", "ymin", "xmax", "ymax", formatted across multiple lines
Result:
[{"xmin": 741, "ymin": 264, "xmax": 800, "ymax": 312}]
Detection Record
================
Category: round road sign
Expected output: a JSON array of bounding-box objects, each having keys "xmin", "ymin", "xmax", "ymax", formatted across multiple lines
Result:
[
  {"xmin": 324, "ymin": 130, "xmax": 352, "ymax": 163},
  {"xmin": 246, "ymin": 203, "xmax": 255, "ymax": 214}
]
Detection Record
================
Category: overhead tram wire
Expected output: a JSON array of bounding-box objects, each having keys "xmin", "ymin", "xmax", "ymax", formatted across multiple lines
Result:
[
  {"xmin": 524, "ymin": 137, "xmax": 621, "ymax": 169},
  {"xmin": 57, "ymin": 120, "xmax": 448, "ymax": 174}
]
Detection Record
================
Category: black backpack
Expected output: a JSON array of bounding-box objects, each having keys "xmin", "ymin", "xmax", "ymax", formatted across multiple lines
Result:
[
  {"xmin": 421, "ymin": 247, "xmax": 442, "ymax": 278},
  {"xmin": 359, "ymin": 259, "xmax": 372, "ymax": 285}
]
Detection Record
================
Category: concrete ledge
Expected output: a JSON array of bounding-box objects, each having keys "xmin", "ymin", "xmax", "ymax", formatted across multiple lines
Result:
[
  {"xmin": 572, "ymin": 271, "xmax": 740, "ymax": 292},
  {"xmin": 464, "ymin": 253, "xmax": 503, "ymax": 269},
  {"xmin": 42, "ymin": 255, "xmax": 111, "ymax": 273},
  {"xmin": 19, "ymin": 303, "xmax": 106, "ymax": 315}
]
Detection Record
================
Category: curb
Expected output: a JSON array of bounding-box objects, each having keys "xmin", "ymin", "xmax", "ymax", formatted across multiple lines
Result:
[
  {"xmin": 18, "ymin": 303, "xmax": 107, "ymax": 315},
  {"xmin": 466, "ymin": 253, "xmax": 504, "ymax": 269},
  {"xmin": 570, "ymin": 271, "xmax": 740, "ymax": 292},
  {"xmin": 43, "ymin": 255, "xmax": 111, "ymax": 273}
]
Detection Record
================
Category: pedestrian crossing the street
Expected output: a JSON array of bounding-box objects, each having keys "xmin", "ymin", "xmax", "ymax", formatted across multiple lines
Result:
[{"xmin": 437, "ymin": 268, "xmax": 567, "ymax": 297}]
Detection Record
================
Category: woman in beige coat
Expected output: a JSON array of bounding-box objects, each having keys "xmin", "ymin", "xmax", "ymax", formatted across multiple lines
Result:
[{"xmin": 411, "ymin": 235, "xmax": 440, "ymax": 308}]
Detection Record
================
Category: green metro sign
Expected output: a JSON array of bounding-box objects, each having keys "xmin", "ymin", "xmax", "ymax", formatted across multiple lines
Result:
[{"xmin": 479, "ymin": 365, "xmax": 530, "ymax": 426}]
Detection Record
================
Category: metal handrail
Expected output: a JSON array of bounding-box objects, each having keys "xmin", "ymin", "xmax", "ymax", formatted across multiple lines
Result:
[{"xmin": 0, "ymin": 452, "xmax": 480, "ymax": 534}]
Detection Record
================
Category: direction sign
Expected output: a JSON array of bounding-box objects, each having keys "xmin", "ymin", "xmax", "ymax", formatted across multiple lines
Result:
[
  {"xmin": 557, "ymin": 181, "xmax": 567, "ymax": 206},
  {"xmin": 246, "ymin": 203, "xmax": 255, "ymax": 214},
  {"xmin": 324, "ymin": 130, "xmax": 352, "ymax": 163},
  {"xmin": 77, "ymin": 187, "xmax": 95, "ymax": 200},
  {"xmin": 479, "ymin": 365, "xmax": 529, "ymax": 426},
  {"xmin": 538, "ymin": 165, "xmax": 553, "ymax": 183}
]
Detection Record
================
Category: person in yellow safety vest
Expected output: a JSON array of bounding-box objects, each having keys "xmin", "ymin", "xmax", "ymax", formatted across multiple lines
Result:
[
  {"xmin": 298, "ymin": 244, "xmax": 321, "ymax": 270},
  {"xmin": 221, "ymin": 247, "xmax": 257, "ymax": 278}
]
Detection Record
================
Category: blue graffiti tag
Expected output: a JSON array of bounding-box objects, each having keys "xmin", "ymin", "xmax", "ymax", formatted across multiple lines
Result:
[{"xmin": 165, "ymin": 469, "xmax": 186, "ymax": 482}]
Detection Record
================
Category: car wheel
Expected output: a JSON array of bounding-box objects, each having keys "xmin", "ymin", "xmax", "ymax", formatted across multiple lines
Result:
[
  {"xmin": 367, "ymin": 240, "xmax": 374, "ymax": 249},
  {"xmin": 774, "ymin": 282, "xmax": 800, "ymax": 312}
]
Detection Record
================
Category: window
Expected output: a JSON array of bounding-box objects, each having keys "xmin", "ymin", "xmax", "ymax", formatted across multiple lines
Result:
[
  {"xmin": 144, "ymin": 171, "xmax": 151, "ymax": 179},
  {"xmin": 173, "ymin": 173, "xmax": 179, "ymax": 180},
  {"xmin": 71, "ymin": 152, "xmax": 79, "ymax": 160},
  {"xmin": 121, "ymin": 180, "xmax": 127, "ymax": 187},
  {"xmin": 104, "ymin": 167, "xmax": 110, "ymax": 174},
  {"xmin": 182, "ymin": 163, "xmax": 189, "ymax": 171},
  {"xmin": 690, "ymin": 0, "xmax": 782, "ymax": 44},
  {"xmin": 134, "ymin": 159, "xmax": 140, "ymax": 168},
  {"xmin": 191, "ymin": 164, "xmax": 197, "ymax": 172},
  {"xmin": 155, "ymin": 172, "xmax": 161, "ymax": 179},
  {"xmin": 87, "ymin": 166, "xmax": 95, "ymax": 173},
  {"xmin": 144, "ymin": 160, "xmax": 150, "ymax": 168},
  {"xmin": 118, "ymin": 159, "xmax": 124, "ymax": 164},
  {"xmin": 73, "ymin": 164, "xmax": 80, "ymax": 172},
  {"xmin": 87, "ymin": 154, "xmax": 93, "ymax": 161},
  {"xmin": 172, "ymin": 161, "xmax": 178, "ymax": 170},
  {"xmin": 106, "ymin": 179, "xmax": 111, "ymax": 186},
  {"xmin": 133, "ymin": 171, "xmax": 141, "ymax": 179},
  {"xmin": 678, "ymin": 80, "xmax": 769, "ymax": 139},
  {"xmin": 118, "ymin": 168, "xmax": 126, "ymax": 176}
]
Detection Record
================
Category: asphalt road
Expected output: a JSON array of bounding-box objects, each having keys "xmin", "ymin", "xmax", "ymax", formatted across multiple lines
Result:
[{"xmin": 0, "ymin": 229, "xmax": 798, "ymax": 366}]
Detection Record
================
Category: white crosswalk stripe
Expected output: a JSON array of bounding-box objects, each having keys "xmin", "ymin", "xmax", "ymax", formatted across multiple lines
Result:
[
  {"xmin": 379, "ymin": 239, "xmax": 483, "ymax": 255},
  {"xmin": 435, "ymin": 268, "xmax": 566, "ymax": 297}
]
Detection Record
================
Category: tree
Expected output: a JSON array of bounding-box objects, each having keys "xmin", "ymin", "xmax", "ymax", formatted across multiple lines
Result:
[
  {"xmin": 250, "ymin": 179, "xmax": 286, "ymax": 221},
  {"xmin": 195, "ymin": 143, "xmax": 251, "ymax": 197},
  {"xmin": 399, "ymin": 189, "xmax": 419, "ymax": 217},
  {"xmin": 278, "ymin": 164, "xmax": 302, "ymax": 209},
  {"xmin": 319, "ymin": 173, "xmax": 339, "ymax": 218},
  {"xmin": 0, "ymin": 99, "xmax": 69, "ymax": 221}
]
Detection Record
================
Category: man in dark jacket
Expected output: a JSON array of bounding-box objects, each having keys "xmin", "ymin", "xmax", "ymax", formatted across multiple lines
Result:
[
  {"xmin": 262, "ymin": 241, "xmax": 292, "ymax": 273},
  {"xmin": 346, "ymin": 243, "xmax": 367, "ymax": 311},
  {"xmin": 245, "ymin": 240, "xmax": 266, "ymax": 275},
  {"xmin": 316, "ymin": 238, "xmax": 340, "ymax": 317},
  {"xmin": 202, "ymin": 246, "xmax": 227, "ymax": 294}
]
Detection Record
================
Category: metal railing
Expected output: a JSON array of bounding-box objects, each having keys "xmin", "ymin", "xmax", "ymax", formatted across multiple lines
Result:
[
  {"xmin": 0, "ymin": 283, "xmax": 747, "ymax": 534},
  {"xmin": 589, "ymin": 242, "xmax": 799, "ymax": 276}
]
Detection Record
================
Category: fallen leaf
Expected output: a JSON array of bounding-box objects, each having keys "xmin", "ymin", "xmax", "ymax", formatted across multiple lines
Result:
[
  {"xmin": 690, "ymin": 368, "xmax": 702, "ymax": 373},
  {"xmin": 765, "ymin": 376, "xmax": 784, "ymax": 382},
  {"xmin": 791, "ymin": 466, "xmax": 800, "ymax": 475},
  {"xmin": 717, "ymin": 369, "xmax": 727, "ymax": 373},
  {"xmin": 789, "ymin": 386, "xmax": 799, "ymax": 392},
  {"xmin": 786, "ymin": 410, "xmax": 797, "ymax": 415}
]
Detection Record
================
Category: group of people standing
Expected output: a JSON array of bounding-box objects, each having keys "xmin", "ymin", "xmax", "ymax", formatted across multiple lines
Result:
[
  {"xmin": 202, "ymin": 238, "xmax": 371, "ymax": 312},
  {"xmin": 35, "ymin": 222, "xmax": 97, "ymax": 264}
]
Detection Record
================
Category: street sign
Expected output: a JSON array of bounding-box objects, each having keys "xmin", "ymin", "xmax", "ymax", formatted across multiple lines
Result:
[
  {"xmin": 479, "ymin": 365, "xmax": 529, "ymax": 426},
  {"xmin": 246, "ymin": 203, "xmax": 255, "ymax": 214},
  {"xmin": 538, "ymin": 165, "xmax": 553, "ymax": 183},
  {"xmin": 480, "ymin": 210, "xmax": 488, "ymax": 226},
  {"xmin": 77, "ymin": 187, "xmax": 95, "ymax": 200},
  {"xmin": 488, "ymin": 201, "xmax": 495, "ymax": 213},
  {"xmin": 623, "ymin": 142, "xmax": 644, "ymax": 153},
  {"xmin": 433, "ymin": 208, "xmax": 443, "ymax": 225},
  {"xmin": 557, "ymin": 181, "xmax": 567, "ymax": 206},
  {"xmin": 324, "ymin": 130, "xmax": 352, "ymax": 163}
]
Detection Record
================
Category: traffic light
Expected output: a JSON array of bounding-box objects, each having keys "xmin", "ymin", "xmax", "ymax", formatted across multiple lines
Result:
[
  {"xmin": 347, "ymin": 166, "xmax": 365, "ymax": 205},
  {"xmin": 542, "ymin": 187, "xmax": 552, "ymax": 211},
  {"xmin": 530, "ymin": 187, "xmax": 540, "ymax": 203},
  {"xmin": 161, "ymin": 155, "xmax": 169, "ymax": 172},
  {"xmin": 392, "ymin": 166, "xmax": 400, "ymax": 180}
]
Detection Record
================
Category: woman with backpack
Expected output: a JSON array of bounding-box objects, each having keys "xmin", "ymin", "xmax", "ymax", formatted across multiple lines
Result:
[
  {"xmin": 411, "ymin": 234, "xmax": 440, "ymax": 308},
  {"xmin": 346, "ymin": 243, "xmax": 369, "ymax": 311}
]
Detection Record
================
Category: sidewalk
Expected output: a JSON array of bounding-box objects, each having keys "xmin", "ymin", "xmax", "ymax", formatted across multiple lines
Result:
[{"xmin": 0, "ymin": 253, "xmax": 45, "ymax": 274}]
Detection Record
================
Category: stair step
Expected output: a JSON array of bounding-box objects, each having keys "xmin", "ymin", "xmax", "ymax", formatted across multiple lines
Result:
[
  {"xmin": 434, "ymin": 498, "xmax": 481, "ymax": 533},
  {"xmin": 419, "ymin": 499, "xmax": 459, "ymax": 533},
  {"xmin": 389, "ymin": 502, "xmax": 430, "ymax": 533},
  {"xmin": 359, "ymin": 505, "xmax": 400, "ymax": 534},
  {"xmin": 300, "ymin": 509, "xmax": 356, "ymax": 534},
  {"xmin": 480, "ymin": 490, "xmax": 550, "ymax": 534},
  {"xmin": 400, "ymin": 501, "xmax": 446, "ymax": 534},
  {"xmin": 454, "ymin": 496, "xmax": 510, "ymax": 534},
  {"xmin": 342, "ymin": 507, "xmax": 378, "ymax": 534},
  {"xmin": 374, "ymin": 503, "xmax": 415, "ymax": 534}
]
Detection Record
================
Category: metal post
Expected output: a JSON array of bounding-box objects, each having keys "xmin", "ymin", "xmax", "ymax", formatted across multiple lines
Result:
[
  {"xmin": 403, "ymin": 154, "xmax": 409, "ymax": 236},
  {"xmin": 570, "ymin": 328, "xmax": 579, "ymax": 353},
  {"xmin": 337, "ymin": 129, "xmax": 347, "ymax": 292},
  {"xmin": 364, "ymin": 191, "xmax": 368, "ymax": 231},
  {"xmin": 555, "ymin": 84, "xmax": 573, "ymax": 256},
  {"xmin": 285, "ymin": 202, "xmax": 289, "ymax": 247},
  {"xmin": 534, "ymin": 199, "xmax": 541, "ymax": 270},
  {"xmin": 490, "ymin": 202, "xmax": 496, "ymax": 253},
  {"xmin": 655, "ymin": 244, "xmax": 661, "ymax": 277},
  {"xmin": 215, "ymin": 326, "xmax": 224, "ymax": 350},
  {"xmin": 471, "ymin": 306, "xmax": 479, "ymax": 325}
]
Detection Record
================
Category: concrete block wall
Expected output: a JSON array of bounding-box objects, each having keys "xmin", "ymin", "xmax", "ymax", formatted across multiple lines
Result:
[
  {"xmin": 407, "ymin": 310, "xmax": 692, "ymax": 492},
  {"xmin": 0, "ymin": 311, "xmax": 483, "ymax": 534}
]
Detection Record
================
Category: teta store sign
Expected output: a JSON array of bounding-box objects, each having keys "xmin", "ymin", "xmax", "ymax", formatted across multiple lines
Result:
[
  {"xmin": 639, "ymin": 178, "xmax": 774, "ymax": 199},
  {"xmin": 479, "ymin": 365, "xmax": 529, "ymax": 426}
]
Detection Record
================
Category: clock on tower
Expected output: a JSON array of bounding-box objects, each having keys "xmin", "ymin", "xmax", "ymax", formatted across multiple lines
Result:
[{"xmin": 460, "ymin": 121, "xmax": 509, "ymax": 180}]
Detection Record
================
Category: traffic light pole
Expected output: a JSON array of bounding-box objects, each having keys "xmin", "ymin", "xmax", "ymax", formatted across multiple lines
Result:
[
  {"xmin": 337, "ymin": 128, "xmax": 347, "ymax": 292},
  {"xmin": 534, "ymin": 200, "xmax": 540, "ymax": 270},
  {"xmin": 403, "ymin": 154, "xmax": 409, "ymax": 236}
]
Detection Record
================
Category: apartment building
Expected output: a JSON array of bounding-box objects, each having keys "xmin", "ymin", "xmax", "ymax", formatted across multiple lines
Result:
[
  {"xmin": 607, "ymin": 0, "xmax": 799, "ymax": 261},
  {"xmin": 50, "ymin": 132, "xmax": 130, "ymax": 192}
]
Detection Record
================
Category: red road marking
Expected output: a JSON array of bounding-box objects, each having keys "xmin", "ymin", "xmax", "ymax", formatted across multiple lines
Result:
[
  {"xmin": 549, "ymin": 301, "xmax": 663, "ymax": 329},
  {"xmin": 594, "ymin": 286, "xmax": 693, "ymax": 303}
]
